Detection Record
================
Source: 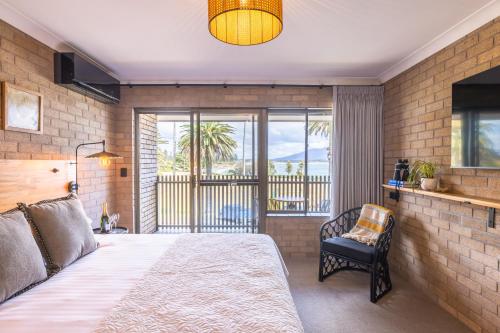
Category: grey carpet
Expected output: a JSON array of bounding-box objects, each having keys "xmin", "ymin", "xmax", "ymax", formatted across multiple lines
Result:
[{"xmin": 286, "ymin": 257, "xmax": 471, "ymax": 333}]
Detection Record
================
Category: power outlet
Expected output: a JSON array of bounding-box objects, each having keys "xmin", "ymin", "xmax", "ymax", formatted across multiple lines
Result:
[{"xmin": 120, "ymin": 168, "xmax": 128, "ymax": 177}]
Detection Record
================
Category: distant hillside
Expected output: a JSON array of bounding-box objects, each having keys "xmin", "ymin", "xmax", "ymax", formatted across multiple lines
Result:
[{"xmin": 273, "ymin": 148, "xmax": 329, "ymax": 162}]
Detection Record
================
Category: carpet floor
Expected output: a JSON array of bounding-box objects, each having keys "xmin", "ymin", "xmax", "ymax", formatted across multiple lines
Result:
[{"xmin": 286, "ymin": 257, "xmax": 471, "ymax": 333}]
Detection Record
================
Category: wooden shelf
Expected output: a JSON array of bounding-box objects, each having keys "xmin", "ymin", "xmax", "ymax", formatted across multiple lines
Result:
[{"xmin": 382, "ymin": 184, "xmax": 500, "ymax": 210}]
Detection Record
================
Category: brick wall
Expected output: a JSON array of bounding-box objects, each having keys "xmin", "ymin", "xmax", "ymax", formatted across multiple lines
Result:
[
  {"xmin": 383, "ymin": 18, "xmax": 500, "ymax": 333},
  {"xmin": 267, "ymin": 216, "xmax": 326, "ymax": 257},
  {"xmin": 112, "ymin": 86, "xmax": 333, "ymax": 246},
  {"xmin": 0, "ymin": 20, "xmax": 116, "ymax": 224},
  {"xmin": 138, "ymin": 113, "xmax": 157, "ymax": 233}
]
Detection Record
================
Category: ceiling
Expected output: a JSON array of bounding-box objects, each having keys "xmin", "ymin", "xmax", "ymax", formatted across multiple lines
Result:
[{"xmin": 0, "ymin": 0, "xmax": 498, "ymax": 84}]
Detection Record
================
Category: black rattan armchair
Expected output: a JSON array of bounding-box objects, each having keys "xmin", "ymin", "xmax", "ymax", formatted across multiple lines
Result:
[{"xmin": 318, "ymin": 207, "xmax": 396, "ymax": 303}]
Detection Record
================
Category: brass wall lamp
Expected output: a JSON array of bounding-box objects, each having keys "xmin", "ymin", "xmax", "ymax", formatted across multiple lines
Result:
[{"xmin": 69, "ymin": 140, "xmax": 122, "ymax": 193}]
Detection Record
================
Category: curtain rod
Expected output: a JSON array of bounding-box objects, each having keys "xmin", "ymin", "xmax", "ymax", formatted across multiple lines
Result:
[{"xmin": 121, "ymin": 83, "xmax": 333, "ymax": 89}]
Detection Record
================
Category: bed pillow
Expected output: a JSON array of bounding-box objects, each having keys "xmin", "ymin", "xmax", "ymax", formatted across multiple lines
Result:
[
  {"xmin": 0, "ymin": 209, "xmax": 48, "ymax": 304},
  {"xmin": 19, "ymin": 194, "xmax": 98, "ymax": 272}
]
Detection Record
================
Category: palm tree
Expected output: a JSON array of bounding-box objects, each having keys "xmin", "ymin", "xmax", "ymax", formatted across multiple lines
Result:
[
  {"xmin": 178, "ymin": 122, "xmax": 237, "ymax": 176},
  {"xmin": 308, "ymin": 121, "xmax": 330, "ymax": 137},
  {"xmin": 157, "ymin": 129, "xmax": 169, "ymax": 174}
]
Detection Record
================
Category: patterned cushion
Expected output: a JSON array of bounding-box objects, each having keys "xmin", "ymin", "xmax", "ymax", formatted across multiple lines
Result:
[
  {"xmin": 18, "ymin": 194, "xmax": 98, "ymax": 273},
  {"xmin": 0, "ymin": 209, "xmax": 47, "ymax": 304},
  {"xmin": 342, "ymin": 204, "xmax": 393, "ymax": 246}
]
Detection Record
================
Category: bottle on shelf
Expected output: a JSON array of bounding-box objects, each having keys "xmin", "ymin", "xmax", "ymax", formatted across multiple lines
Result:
[{"xmin": 100, "ymin": 202, "xmax": 110, "ymax": 233}]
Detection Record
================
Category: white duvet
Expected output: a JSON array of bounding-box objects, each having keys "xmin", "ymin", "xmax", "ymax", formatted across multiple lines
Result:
[
  {"xmin": 0, "ymin": 234, "xmax": 303, "ymax": 333},
  {"xmin": 95, "ymin": 234, "xmax": 303, "ymax": 333}
]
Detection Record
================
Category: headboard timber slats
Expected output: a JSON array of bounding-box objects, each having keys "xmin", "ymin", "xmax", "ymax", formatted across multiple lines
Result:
[{"xmin": 0, "ymin": 160, "xmax": 75, "ymax": 212}]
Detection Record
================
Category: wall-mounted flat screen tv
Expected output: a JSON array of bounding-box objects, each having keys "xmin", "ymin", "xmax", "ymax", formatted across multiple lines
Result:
[{"xmin": 451, "ymin": 65, "xmax": 500, "ymax": 169}]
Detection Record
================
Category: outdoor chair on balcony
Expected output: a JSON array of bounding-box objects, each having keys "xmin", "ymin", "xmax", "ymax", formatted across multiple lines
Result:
[{"xmin": 318, "ymin": 205, "xmax": 396, "ymax": 303}]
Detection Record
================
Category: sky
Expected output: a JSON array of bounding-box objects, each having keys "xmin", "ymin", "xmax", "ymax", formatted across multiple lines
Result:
[{"xmin": 157, "ymin": 120, "xmax": 330, "ymax": 160}]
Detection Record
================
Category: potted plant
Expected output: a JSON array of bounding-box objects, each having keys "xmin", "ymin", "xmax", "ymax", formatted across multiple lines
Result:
[{"xmin": 408, "ymin": 160, "xmax": 439, "ymax": 191}]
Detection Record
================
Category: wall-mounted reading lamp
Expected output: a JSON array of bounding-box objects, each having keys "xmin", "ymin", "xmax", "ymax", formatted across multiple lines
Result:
[{"xmin": 69, "ymin": 140, "xmax": 122, "ymax": 193}]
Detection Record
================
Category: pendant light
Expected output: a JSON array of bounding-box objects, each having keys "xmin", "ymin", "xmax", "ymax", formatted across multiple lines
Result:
[{"xmin": 208, "ymin": 0, "xmax": 283, "ymax": 46}]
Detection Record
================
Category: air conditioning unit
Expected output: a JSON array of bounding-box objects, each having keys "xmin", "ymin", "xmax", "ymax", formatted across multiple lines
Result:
[{"xmin": 54, "ymin": 53, "xmax": 120, "ymax": 104}]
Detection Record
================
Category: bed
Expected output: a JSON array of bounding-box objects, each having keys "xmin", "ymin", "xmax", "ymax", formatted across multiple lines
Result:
[{"xmin": 0, "ymin": 233, "xmax": 304, "ymax": 333}]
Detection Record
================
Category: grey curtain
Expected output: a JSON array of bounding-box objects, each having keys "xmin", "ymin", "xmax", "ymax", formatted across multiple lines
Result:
[{"xmin": 331, "ymin": 86, "xmax": 384, "ymax": 217}]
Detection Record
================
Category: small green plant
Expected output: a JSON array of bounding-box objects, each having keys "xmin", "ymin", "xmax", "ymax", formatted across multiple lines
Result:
[{"xmin": 408, "ymin": 160, "xmax": 439, "ymax": 186}]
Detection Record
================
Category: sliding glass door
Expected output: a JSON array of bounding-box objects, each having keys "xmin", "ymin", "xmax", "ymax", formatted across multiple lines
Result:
[
  {"xmin": 150, "ymin": 107, "xmax": 331, "ymax": 234},
  {"xmin": 156, "ymin": 111, "xmax": 195, "ymax": 233},
  {"xmin": 196, "ymin": 111, "xmax": 261, "ymax": 233}
]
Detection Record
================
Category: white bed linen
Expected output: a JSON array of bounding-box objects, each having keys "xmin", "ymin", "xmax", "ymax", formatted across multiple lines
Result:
[
  {"xmin": 95, "ymin": 234, "xmax": 303, "ymax": 333},
  {"xmin": 0, "ymin": 234, "xmax": 178, "ymax": 333}
]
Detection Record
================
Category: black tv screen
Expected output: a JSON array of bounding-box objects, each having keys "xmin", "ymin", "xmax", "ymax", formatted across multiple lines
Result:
[{"xmin": 451, "ymin": 65, "xmax": 500, "ymax": 168}]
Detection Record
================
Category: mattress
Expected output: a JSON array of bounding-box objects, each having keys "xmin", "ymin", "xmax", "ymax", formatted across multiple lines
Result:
[{"xmin": 0, "ymin": 234, "xmax": 302, "ymax": 333}]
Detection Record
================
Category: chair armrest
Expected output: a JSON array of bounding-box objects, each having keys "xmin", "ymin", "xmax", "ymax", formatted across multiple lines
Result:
[
  {"xmin": 319, "ymin": 207, "xmax": 361, "ymax": 242},
  {"xmin": 374, "ymin": 216, "xmax": 396, "ymax": 254}
]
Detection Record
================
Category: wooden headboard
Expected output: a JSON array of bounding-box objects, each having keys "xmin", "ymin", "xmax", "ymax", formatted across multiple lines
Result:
[{"xmin": 0, "ymin": 160, "xmax": 75, "ymax": 212}]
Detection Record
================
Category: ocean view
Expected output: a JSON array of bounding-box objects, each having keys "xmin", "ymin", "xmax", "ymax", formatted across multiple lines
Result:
[
  {"xmin": 273, "ymin": 161, "xmax": 330, "ymax": 176},
  {"xmin": 208, "ymin": 160, "xmax": 330, "ymax": 176}
]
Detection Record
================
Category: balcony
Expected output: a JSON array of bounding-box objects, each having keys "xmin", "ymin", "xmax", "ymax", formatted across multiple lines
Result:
[{"xmin": 156, "ymin": 174, "xmax": 330, "ymax": 233}]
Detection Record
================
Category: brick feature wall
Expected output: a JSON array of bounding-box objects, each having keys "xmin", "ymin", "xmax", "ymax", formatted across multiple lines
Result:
[
  {"xmin": 112, "ymin": 86, "xmax": 332, "ymax": 246},
  {"xmin": 138, "ymin": 114, "xmax": 158, "ymax": 233},
  {"xmin": 267, "ymin": 216, "xmax": 325, "ymax": 257},
  {"xmin": 0, "ymin": 20, "xmax": 116, "ymax": 223},
  {"xmin": 384, "ymin": 18, "xmax": 500, "ymax": 333}
]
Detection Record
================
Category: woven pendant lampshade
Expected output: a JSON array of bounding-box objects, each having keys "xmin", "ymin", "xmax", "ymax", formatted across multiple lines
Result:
[{"xmin": 208, "ymin": 0, "xmax": 283, "ymax": 46}]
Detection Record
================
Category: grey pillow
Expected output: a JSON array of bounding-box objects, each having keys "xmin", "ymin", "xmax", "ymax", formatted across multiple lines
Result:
[
  {"xmin": 0, "ymin": 209, "xmax": 48, "ymax": 303},
  {"xmin": 20, "ymin": 195, "xmax": 98, "ymax": 272}
]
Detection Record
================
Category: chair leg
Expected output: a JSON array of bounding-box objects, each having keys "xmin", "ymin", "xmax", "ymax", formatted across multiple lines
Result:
[
  {"xmin": 319, "ymin": 252, "xmax": 351, "ymax": 282},
  {"xmin": 318, "ymin": 252, "xmax": 325, "ymax": 282},
  {"xmin": 370, "ymin": 270, "xmax": 377, "ymax": 303},
  {"xmin": 370, "ymin": 260, "xmax": 392, "ymax": 303}
]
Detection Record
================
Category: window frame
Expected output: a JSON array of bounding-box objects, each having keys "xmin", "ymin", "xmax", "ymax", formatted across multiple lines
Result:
[{"xmin": 265, "ymin": 108, "xmax": 332, "ymax": 217}]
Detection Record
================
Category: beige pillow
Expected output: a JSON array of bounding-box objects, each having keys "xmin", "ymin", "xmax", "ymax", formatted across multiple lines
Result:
[
  {"xmin": 19, "ymin": 194, "xmax": 98, "ymax": 272},
  {"xmin": 0, "ymin": 209, "xmax": 48, "ymax": 303}
]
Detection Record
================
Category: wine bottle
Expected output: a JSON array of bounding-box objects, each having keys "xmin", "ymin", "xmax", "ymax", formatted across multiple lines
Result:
[{"xmin": 100, "ymin": 202, "xmax": 110, "ymax": 234}]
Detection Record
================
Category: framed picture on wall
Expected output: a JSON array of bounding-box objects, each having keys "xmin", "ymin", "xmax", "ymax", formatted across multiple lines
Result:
[{"xmin": 1, "ymin": 82, "xmax": 43, "ymax": 134}]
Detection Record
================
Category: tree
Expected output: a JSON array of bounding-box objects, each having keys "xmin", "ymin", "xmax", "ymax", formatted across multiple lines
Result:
[
  {"xmin": 309, "ymin": 121, "xmax": 330, "ymax": 137},
  {"xmin": 157, "ymin": 129, "xmax": 169, "ymax": 174},
  {"xmin": 286, "ymin": 161, "xmax": 293, "ymax": 175},
  {"xmin": 178, "ymin": 122, "xmax": 237, "ymax": 175},
  {"xmin": 157, "ymin": 128, "xmax": 168, "ymax": 145},
  {"xmin": 173, "ymin": 152, "xmax": 189, "ymax": 172},
  {"xmin": 157, "ymin": 147, "xmax": 170, "ymax": 174},
  {"xmin": 268, "ymin": 160, "xmax": 277, "ymax": 176},
  {"xmin": 296, "ymin": 160, "xmax": 304, "ymax": 177}
]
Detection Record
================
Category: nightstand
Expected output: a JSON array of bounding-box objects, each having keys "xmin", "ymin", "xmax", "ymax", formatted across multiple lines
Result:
[{"xmin": 93, "ymin": 227, "xmax": 129, "ymax": 234}]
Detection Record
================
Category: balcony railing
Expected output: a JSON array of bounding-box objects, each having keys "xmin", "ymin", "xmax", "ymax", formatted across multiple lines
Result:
[
  {"xmin": 156, "ymin": 174, "xmax": 331, "ymax": 233},
  {"xmin": 268, "ymin": 175, "xmax": 330, "ymax": 214},
  {"xmin": 157, "ymin": 175, "xmax": 192, "ymax": 232}
]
